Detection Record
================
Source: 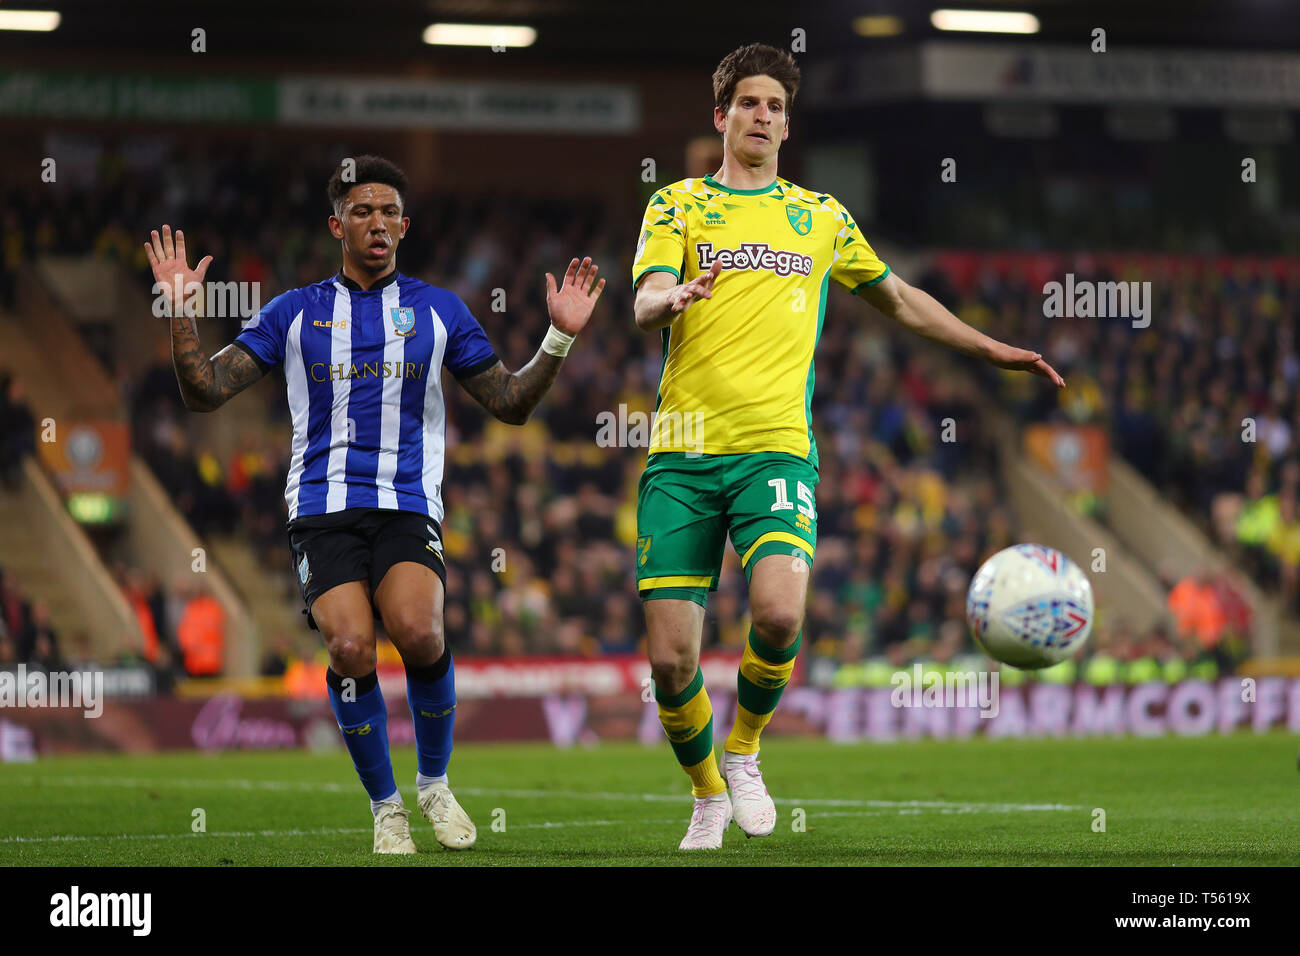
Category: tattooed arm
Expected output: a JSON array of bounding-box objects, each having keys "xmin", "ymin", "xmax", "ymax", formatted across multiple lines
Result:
[
  {"xmin": 456, "ymin": 354, "xmax": 564, "ymax": 426},
  {"xmin": 145, "ymin": 224, "xmax": 266, "ymax": 412},
  {"xmin": 170, "ymin": 325, "xmax": 266, "ymax": 413},
  {"xmin": 456, "ymin": 256, "xmax": 606, "ymax": 425}
]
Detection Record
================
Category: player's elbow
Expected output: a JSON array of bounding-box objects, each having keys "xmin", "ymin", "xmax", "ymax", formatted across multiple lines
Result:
[
  {"xmin": 496, "ymin": 406, "xmax": 530, "ymax": 426},
  {"xmin": 633, "ymin": 298, "xmax": 653, "ymax": 332},
  {"xmin": 634, "ymin": 306, "xmax": 670, "ymax": 334},
  {"xmin": 180, "ymin": 392, "xmax": 217, "ymax": 413}
]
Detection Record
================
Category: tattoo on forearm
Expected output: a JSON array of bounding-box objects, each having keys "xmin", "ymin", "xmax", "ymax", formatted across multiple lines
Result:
[
  {"xmin": 458, "ymin": 354, "xmax": 563, "ymax": 425},
  {"xmin": 170, "ymin": 316, "xmax": 263, "ymax": 412}
]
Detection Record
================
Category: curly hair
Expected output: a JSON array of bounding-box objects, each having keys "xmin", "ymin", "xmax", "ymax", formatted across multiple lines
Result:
[{"xmin": 326, "ymin": 155, "xmax": 409, "ymax": 214}]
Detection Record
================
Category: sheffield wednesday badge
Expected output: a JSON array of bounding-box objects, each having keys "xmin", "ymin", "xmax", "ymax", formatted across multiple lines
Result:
[{"xmin": 390, "ymin": 307, "xmax": 417, "ymax": 337}]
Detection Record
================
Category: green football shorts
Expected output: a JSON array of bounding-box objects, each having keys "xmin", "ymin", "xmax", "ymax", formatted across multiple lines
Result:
[{"xmin": 635, "ymin": 451, "xmax": 819, "ymax": 607}]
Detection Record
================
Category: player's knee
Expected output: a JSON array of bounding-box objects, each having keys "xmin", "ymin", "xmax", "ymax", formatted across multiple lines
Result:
[
  {"xmin": 750, "ymin": 604, "xmax": 803, "ymax": 646},
  {"xmin": 648, "ymin": 649, "xmax": 696, "ymax": 697},
  {"xmin": 388, "ymin": 614, "xmax": 445, "ymax": 660},
  {"xmin": 326, "ymin": 632, "xmax": 377, "ymax": 675}
]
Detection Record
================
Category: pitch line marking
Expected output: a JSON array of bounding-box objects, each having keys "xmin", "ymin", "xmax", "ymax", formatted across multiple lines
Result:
[
  {"xmin": 0, "ymin": 819, "xmax": 685, "ymax": 844},
  {"xmin": 1, "ymin": 776, "xmax": 1083, "ymax": 813}
]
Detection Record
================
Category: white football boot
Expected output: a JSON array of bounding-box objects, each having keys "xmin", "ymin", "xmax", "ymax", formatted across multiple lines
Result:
[
  {"xmin": 678, "ymin": 791, "xmax": 733, "ymax": 850},
  {"xmin": 418, "ymin": 783, "xmax": 477, "ymax": 850},
  {"xmin": 721, "ymin": 752, "xmax": 776, "ymax": 838},
  {"xmin": 373, "ymin": 801, "xmax": 418, "ymax": 854}
]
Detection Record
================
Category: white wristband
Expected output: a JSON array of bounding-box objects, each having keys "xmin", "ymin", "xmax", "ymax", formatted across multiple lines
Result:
[{"xmin": 541, "ymin": 324, "xmax": 576, "ymax": 357}]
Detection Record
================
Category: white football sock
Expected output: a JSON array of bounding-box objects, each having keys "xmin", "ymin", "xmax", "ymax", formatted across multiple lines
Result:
[
  {"xmin": 417, "ymin": 772, "xmax": 448, "ymax": 793},
  {"xmin": 370, "ymin": 789, "xmax": 402, "ymax": 816}
]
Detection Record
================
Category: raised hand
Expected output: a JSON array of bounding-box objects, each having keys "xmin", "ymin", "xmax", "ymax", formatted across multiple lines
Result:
[
  {"xmin": 144, "ymin": 224, "xmax": 213, "ymax": 318},
  {"xmin": 668, "ymin": 260, "xmax": 722, "ymax": 314},
  {"xmin": 545, "ymin": 256, "xmax": 607, "ymax": 335}
]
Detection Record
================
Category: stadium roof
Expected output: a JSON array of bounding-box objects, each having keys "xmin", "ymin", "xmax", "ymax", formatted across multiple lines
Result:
[{"xmin": 5, "ymin": 0, "xmax": 1300, "ymax": 65}]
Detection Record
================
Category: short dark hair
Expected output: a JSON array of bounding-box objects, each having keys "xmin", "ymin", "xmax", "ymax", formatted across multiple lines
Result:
[
  {"xmin": 712, "ymin": 43, "xmax": 801, "ymax": 114},
  {"xmin": 327, "ymin": 155, "xmax": 409, "ymax": 214}
]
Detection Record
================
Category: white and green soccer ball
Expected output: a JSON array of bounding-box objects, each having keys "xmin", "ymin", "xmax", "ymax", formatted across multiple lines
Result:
[{"xmin": 966, "ymin": 544, "xmax": 1094, "ymax": 670}]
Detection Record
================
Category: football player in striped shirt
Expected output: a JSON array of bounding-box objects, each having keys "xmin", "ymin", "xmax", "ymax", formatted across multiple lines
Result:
[
  {"xmin": 632, "ymin": 45, "xmax": 1063, "ymax": 849},
  {"xmin": 145, "ymin": 155, "xmax": 605, "ymax": 854}
]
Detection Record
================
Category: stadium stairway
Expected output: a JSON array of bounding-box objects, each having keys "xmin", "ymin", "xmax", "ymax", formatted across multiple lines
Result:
[
  {"xmin": 0, "ymin": 456, "xmax": 140, "ymax": 650},
  {"xmin": 992, "ymin": 412, "xmax": 1173, "ymax": 636},
  {"xmin": 993, "ymin": 410, "xmax": 1288, "ymax": 659},
  {"xmin": 38, "ymin": 255, "xmax": 287, "ymax": 464},
  {"xmin": 42, "ymin": 258, "xmax": 316, "ymax": 660},
  {"xmin": 1105, "ymin": 457, "xmax": 1289, "ymax": 657},
  {"xmin": 12, "ymin": 268, "xmax": 258, "ymax": 675},
  {"xmin": 206, "ymin": 533, "xmax": 305, "ymax": 651}
]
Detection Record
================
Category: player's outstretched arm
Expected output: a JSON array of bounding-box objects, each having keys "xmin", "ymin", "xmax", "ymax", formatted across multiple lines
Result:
[
  {"xmin": 857, "ymin": 270, "xmax": 1065, "ymax": 388},
  {"xmin": 458, "ymin": 256, "xmax": 605, "ymax": 425},
  {"xmin": 144, "ymin": 224, "xmax": 265, "ymax": 412},
  {"xmin": 634, "ymin": 261, "xmax": 722, "ymax": 332}
]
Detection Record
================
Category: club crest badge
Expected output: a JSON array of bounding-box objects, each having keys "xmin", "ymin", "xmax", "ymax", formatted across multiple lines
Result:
[
  {"xmin": 786, "ymin": 205, "xmax": 812, "ymax": 236},
  {"xmin": 390, "ymin": 306, "xmax": 416, "ymax": 337}
]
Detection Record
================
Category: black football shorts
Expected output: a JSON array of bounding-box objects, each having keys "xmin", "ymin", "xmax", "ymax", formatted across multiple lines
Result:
[{"xmin": 286, "ymin": 507, "xmax": 447, "ymax": 631}]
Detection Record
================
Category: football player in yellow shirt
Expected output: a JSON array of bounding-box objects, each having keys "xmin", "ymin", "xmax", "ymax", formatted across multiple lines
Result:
[{"xmin": 632, "ymin": 43, "xmax": 1064, "ymax": 850}]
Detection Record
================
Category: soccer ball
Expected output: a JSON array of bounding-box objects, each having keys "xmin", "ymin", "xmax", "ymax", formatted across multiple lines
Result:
[{"xmin": 965, "ymin": 544, "xmax": 1093, "ymax": 670}]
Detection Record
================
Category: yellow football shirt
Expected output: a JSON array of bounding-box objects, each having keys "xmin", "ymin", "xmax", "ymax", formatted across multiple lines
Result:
[{"xmin": 631, "ymin": 174, "xmax": 889, "ymax": 467}]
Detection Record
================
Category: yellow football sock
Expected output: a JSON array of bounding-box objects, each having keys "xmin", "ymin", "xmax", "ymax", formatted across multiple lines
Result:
[
  {"xmin": 725, "ymin": 629, "xmax": 800, "ymax": 755},
  {"xmin": 656, "ymin": 668, "xmax": 726, "ymax": 798}
]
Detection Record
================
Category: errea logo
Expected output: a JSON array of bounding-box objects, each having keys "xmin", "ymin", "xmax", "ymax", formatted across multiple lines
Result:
[
  {"xmin": 696, "ymin": 241, "xmax": 812, "ymax": 278},
  {"xmin": 704, "ymin": 210, "xmax": 727, "ymax": 226}
]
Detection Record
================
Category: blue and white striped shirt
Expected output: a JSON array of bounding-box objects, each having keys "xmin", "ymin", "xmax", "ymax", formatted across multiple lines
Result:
[{"xmin": 233, "ymin": 270, "xmax": 497, "ymax": 523}]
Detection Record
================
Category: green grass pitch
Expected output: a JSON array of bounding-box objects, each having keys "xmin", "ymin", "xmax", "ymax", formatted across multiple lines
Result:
[{"xmin": 1, "ymin": 734, "xmax": 1297, "ymax": 866}]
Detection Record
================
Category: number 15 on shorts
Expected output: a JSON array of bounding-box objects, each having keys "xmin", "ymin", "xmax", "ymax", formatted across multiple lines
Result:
[{"xmin": 769, "ymin": 477, "xmax": 816, "ymax": 518}]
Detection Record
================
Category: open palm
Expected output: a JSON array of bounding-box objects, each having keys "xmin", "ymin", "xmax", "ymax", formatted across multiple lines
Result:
[
  {"xmin": 545, "ymin": 257, "xmax": 606, "ymax": 335},
  {"xmin": 144, "ymin": 224, "xmax": 212, "ymax": 317}
]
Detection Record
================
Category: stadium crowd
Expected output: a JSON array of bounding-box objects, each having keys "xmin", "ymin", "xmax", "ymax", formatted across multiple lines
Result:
[
  {"xmin": 0, "ymin": 141, "xmax": 1258, "ymax": 678},
  {"xmin": 939, "ymin": 257, "xmax": 1300, "ymax": 620}
]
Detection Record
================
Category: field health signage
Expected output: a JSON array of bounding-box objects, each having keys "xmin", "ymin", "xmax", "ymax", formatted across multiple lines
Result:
[
  {"xmin": 0, "ymin": 72, "xmax": 639, "ymax": 132},
  {"xmin": 0, "ymin": 72, "xmax": 275, "ymax": 122}
]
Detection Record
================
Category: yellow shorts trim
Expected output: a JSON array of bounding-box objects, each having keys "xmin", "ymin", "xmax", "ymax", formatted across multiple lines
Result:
[
  {"xmin": 740, "ymin": 531, "xmax": 814, "ymax": 569},
  {"xmin": 639, "ymin": 574, "xmax": 714, "ymax": 589}
]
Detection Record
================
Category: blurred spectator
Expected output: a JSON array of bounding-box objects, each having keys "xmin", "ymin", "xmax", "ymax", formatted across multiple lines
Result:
[
  {"xmin": 20, "ymin": 599, "xmax": 60, "ymax": 669},
  {"xmin": 151, "ymin": 643, "xmax": 183, "ymax": 696},
  {"xmin": 0, "ymin": 372, "xmax": 35, "ymax": 487},
  {"xmin": 1167, "ymin": 570, "xmax": 1227, "ymax": 651},
  {"xmin": 119, "ymin": 565, "xmax": 162, "ymax": 664},
  {"xmin": 177, "ymin": 583, "xmax": 226, "ymax": 676}
]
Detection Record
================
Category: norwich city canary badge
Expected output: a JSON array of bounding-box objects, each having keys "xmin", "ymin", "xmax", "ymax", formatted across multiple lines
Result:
[{"xmin": 786, "ymin": 205, "xmax": 812, "ymax": 236}]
